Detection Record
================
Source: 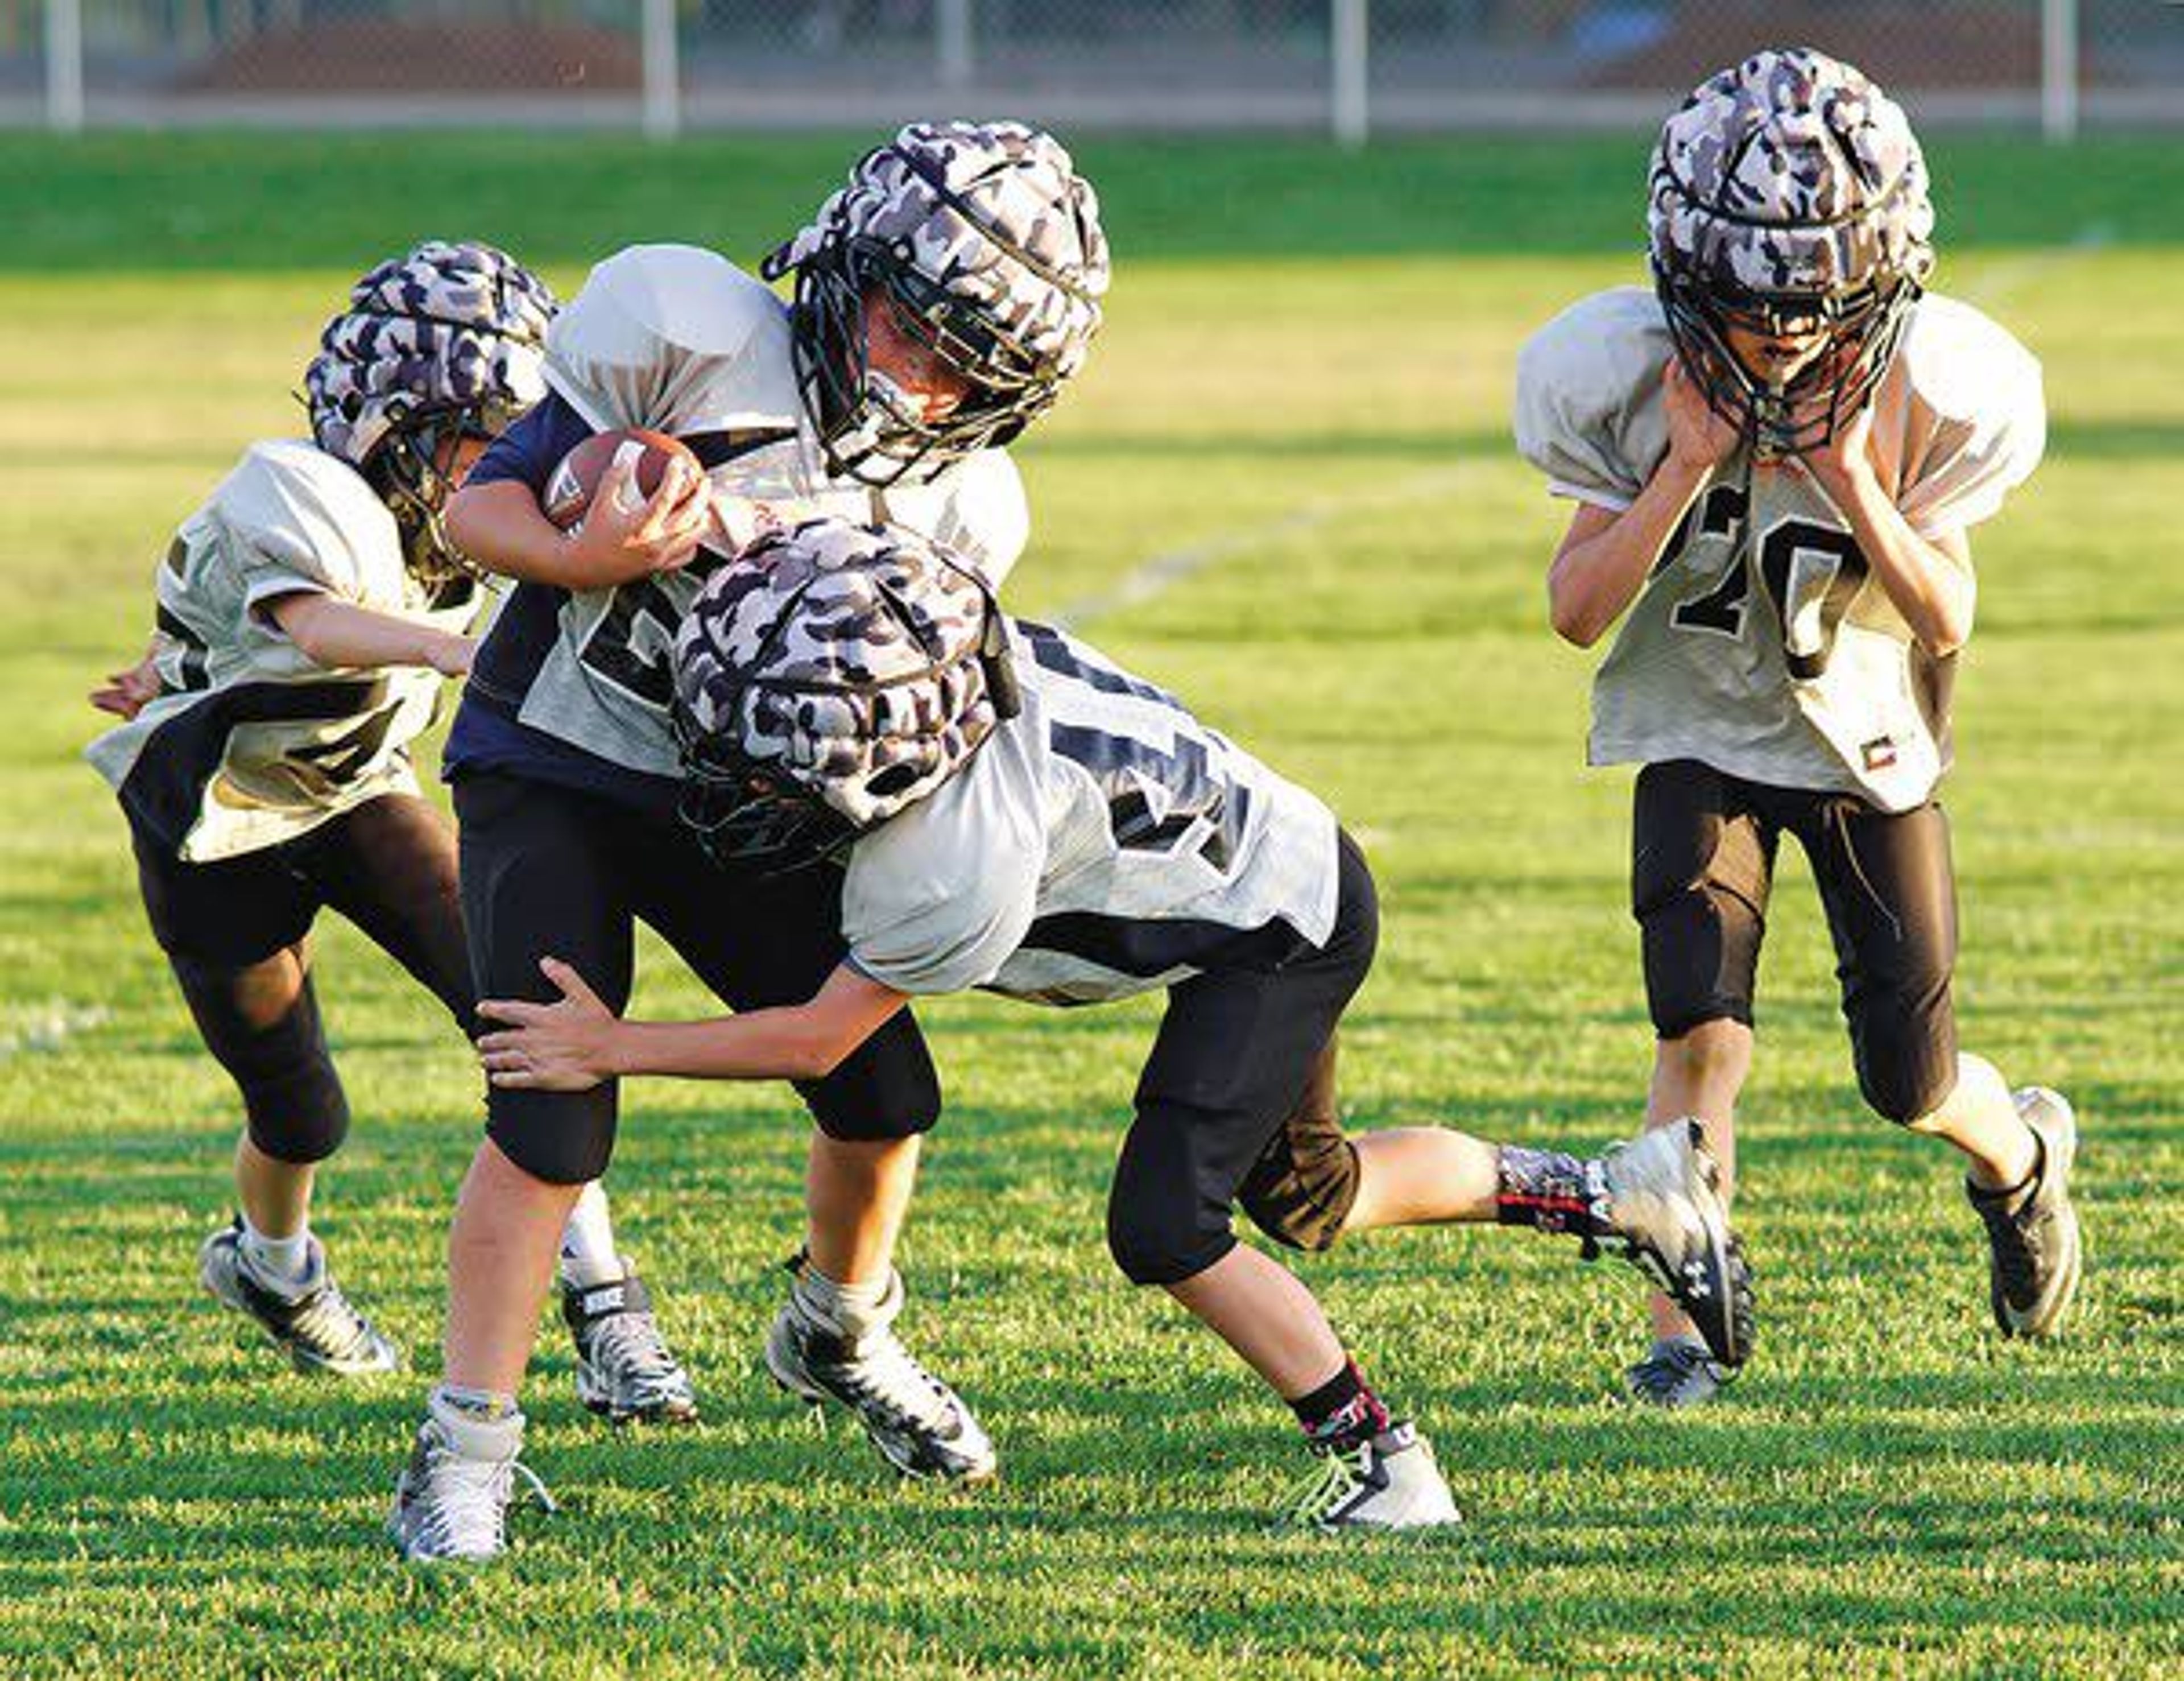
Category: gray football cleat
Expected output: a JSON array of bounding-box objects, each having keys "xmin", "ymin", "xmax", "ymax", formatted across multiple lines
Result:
[
  {"xmin": 1624, "ymin": 1334, "xmax": 1732, "ymax": 1409},
  {"xmin": 388, "ymin": 1401, "xmax": 556, "ymax": 1564},
  {"xmin": 1969, "ymin": 1087, "xmax": 2082, "ymax": 1339},
  {"xmin": 198, "ymin": 1218, "xmax": 401, "ymax": 1376},
  {"xmin": 1279, "ymin": 1422, "xmax": 1463, "ymax": 1531},
  {"xmin": 562, "ymin": 1267, "xmax": 698, "ymax": 1425},
  {"xmin": 764, "ymin": 1262, "xmax": 996, "ymax": 1484},
  {"xmin": 1598, "ymin": 1121, "xmax": 1754, "ymax": 1369}
]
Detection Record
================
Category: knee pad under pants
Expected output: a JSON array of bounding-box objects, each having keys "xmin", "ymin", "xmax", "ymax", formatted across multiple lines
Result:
[{"xmin": 169, "ymin": 952, "xmax": 350, "ymax": 1164}]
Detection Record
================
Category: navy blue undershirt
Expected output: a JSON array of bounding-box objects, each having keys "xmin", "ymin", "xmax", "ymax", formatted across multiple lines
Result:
[{"xmin": 443, "ymin": 394, "xmax": 682, "ymax": 818}]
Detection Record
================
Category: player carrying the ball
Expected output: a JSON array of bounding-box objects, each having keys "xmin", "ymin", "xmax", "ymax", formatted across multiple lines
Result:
[
  {"xmin": 386, "ymin": 124, "xmax": 1110, "ymax": 1560},
  {"xmin": 1514, "ymin": 48, "xmax": 2080, "ymax": 1407},
  {"xmin": 85, "ymin": 243, "xmax": 684, "ymax": 1406},
  {"xmin": 466, "ymin": 516, "xmax": 1752, "ymax": 1533}
]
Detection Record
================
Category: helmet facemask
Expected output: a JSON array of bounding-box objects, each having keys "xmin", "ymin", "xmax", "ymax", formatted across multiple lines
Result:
[
  {"xmin": 672, "ymin": 701, "xmax": 859, "ymax": 877},
  {"xmin": 1657, "ymin": 261, "xmax": 1921, "ymax": 456},
  {"xmin": 362, "ymin": 395, "xmax": 524, "ymax": 598}
]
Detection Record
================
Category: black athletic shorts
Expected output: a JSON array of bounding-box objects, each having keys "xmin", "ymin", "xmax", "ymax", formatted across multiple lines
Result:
[
  {"xmin": 132, "ymin": 791, "xmax": 474, "ymax": 1017},
  {"xmin": 1630, "ymin": 758, "xmax": 1960, "ymax": 1123},
  {"xmin": 130, "ymin": 792, "xmax": 476, "ymax": 1162},
  {"xmin": 456, "ymin": 770, "xmax": 941, "ymax": 1184},
  {"xmin": 1105, "ymin": 831, "xmax": 1378, "ymax": 1287}
]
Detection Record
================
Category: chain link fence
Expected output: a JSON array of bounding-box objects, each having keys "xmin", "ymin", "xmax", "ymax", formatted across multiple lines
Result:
[{"xmin": 6, "ymin": 1, "xmax": 2180, "ymax": 134}]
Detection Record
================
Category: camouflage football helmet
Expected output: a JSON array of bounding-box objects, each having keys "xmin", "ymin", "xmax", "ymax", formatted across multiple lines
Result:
[
  {"xmin": 1648, "ymin": 48, "xmax": 1935, "ymax": 453},
  {"xmin": 673, "ymin": 517, "xmax": 1016, "ymax": 873},
  {"xmin": 304, "ymin": 240, "xmax": 557, "ymax": 591},
  {"xmin": 762, "ymin": 121, "xmax": 1110, "ymax": 487}
]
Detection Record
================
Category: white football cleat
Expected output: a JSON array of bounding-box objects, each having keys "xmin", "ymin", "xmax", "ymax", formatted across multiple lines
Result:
[{"xmin": 1280, "ymin": 1422, "xmax": 1463, "ymax": 1531}]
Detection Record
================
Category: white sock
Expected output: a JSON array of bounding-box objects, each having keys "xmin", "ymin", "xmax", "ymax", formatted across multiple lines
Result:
[
  {"xmin": 558, "ymin": 1183, "xmax": 624, "ymax": 1288},
  {"xmin": 239, "ymin": 1215, "xmax": 315, "ymax": 1296}
]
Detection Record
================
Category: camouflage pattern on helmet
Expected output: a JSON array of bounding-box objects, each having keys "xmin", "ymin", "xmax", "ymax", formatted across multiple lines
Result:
[
  {"xmin": 304, "ymin": 239, "xmax": 556, "ymax": 468},
  {"xmin": 766, "ymin": 120, "xmax": 1109, "ymax": 386},
  {"xmin": 675, "ymin": 517, "xmax": 1000, "ymax": 835},
  {"xmin": 1648, "ymin": 47, "xmax": 1934, "ymax": 302}
]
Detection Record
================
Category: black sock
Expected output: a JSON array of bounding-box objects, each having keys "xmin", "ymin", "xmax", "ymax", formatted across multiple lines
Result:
[
  {"xmin": 1495, "ymin": 1145, "xmax": 1612, "ymax": 1240},
  {"xmin": 1291, "ymin": 1357, "xmax": 1392, "ymax": 1450}
]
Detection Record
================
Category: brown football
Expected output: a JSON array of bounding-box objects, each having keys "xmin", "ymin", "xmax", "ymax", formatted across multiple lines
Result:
[{"xmin": 541, "ymin": 428, "xmax": 702, "ymax": 530}]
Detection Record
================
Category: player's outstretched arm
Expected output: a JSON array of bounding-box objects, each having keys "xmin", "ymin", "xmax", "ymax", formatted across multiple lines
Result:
[
  {"xmin": 1547, "ymin": 358, "xmax": 1741, "ymax": 646},
  {"xmin": 446, "ymin": 457, "xmax": 712, "ymax": 593},
  {"xmin": 477, "ymin": 957, "xmax": 909, "ymax": 1091},
  {"xmin": 267, "ymin": 592, "xmax": 474, "ymax": 676}
]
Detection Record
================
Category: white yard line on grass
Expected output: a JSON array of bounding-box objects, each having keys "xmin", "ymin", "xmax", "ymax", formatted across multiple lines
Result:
[
  {"xmin": 1959, "ymin": 224, "xmax": 2115, "ymax": 309},
  {"xmin": 1050, "ymin": 463, "xmax": 1483, "ymax": 631},
  {"xmin": 0, "ymin": 1001, "xmax": 111, "ymax": 1060}
]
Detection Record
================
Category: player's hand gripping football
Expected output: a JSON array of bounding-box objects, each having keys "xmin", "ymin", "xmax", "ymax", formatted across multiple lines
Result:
[
  {"xmin": 1662, "ymin": 354, "xmax": 1743, "ymax": 474},
  {"xmin": 477, "ymin": 957, "xmax": 623, "ymax": 1092},
  {"xmin": 566, "ymin": 452, "xmax": 715, "ymax": 580}
]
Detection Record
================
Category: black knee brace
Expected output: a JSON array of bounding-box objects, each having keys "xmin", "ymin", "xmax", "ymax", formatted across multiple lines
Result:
[{"xmin": 170, "ymin": 953, "xmax": 350, "ymax": 1163}]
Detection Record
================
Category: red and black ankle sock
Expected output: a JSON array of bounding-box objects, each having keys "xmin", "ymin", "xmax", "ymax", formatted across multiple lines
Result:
[
  {"xmin": 1496, "ymin": 1145, "xmax": 1611, "ymax": 1239},
  {"xmin": 1291, "ymin": 1357, "xmax": 1392, "ymax": 1451}
]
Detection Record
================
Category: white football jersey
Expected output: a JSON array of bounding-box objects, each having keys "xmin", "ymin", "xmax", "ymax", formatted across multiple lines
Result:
[
  {"xmin": 842, "ymin": 621, "xmax": 1339, "ymax": 1005},
  {"xmin": 84, "ymin": 441, "xmax": 477, "ymax": 861},
  {"xmin": 508, "ymin": 243, "xmax": 1030, "ymax": 778},
  {"xmin": 1515, "ymin": 286, "xmax": 2045, "ymax": 810}
]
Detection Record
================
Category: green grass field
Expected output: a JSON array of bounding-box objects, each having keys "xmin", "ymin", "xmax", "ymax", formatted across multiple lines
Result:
[{"xmin": 1, "ymin": 133, "xmax": 2178, "ymax": 1679}]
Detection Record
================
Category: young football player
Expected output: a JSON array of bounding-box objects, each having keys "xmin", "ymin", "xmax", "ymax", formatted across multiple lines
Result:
[
  {"xmin": 1514, "ymin": 48, "xmax": 2078, "ymax": 1407},
  {"xmin": 85, "ymin": 243, "xmax": 684, "ymax": 1403},
  {"xmin": 468, "ymin": 517, "xmax": 1752, "ymax": 1534},
  {"xmin": 387, "ymin": 124, "xmax": 1110, "ymax": 1560}
]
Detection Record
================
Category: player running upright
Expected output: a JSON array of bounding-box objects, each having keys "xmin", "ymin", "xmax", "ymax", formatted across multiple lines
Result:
[
  {"xmin": 1514, "ymin": 48, "xmax": 2080, "ymax": 1407},
  {"xmin": 467, "ymin": 517, "xmax": 1752, "ymax": 1535},
  {"xmin": 84, "ymin": 243, "xmax": 672, "ymax": 1396},
  {"xmin": 387, "ymin": 124, "xmax": 1110, "ymax": 1561}
]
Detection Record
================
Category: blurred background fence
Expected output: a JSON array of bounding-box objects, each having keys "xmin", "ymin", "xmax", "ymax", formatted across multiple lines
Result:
[{"xmin": 8, "ymin": 0, "xmax": 2182, "ymax": 138}]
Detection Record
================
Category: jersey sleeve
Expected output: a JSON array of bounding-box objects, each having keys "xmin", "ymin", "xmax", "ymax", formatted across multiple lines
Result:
[
  {"xmin": 841, "ymin": 754, "xmax": 1041, "ymax": 996},
  {"xmin": 1512, "ymin": 287, "xmax": 1674, "ymax": 511},
  {"xmin": 544, "ymin": 243, "xmax": 802, "ymax": 436},
  {"xmin": 1895, "ymin": 298, "xmax": 2046, "ymax": 539},
  {"xmin": 215, "ymin": 442, "xmax": 407, "ymax": 615}
]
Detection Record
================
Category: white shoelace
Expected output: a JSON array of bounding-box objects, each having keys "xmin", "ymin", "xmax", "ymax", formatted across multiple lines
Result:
[
  {"xmin": 841, "ymin": 1330, "xmax": 958, "ymax": 1431},
  {"xmin": 586, "ymin": 1314, "xmax": 687, "ymax": 1402},
  {"xmin": 406, "ymin": 1436, "xmax": 555, "ymax": 1560}
]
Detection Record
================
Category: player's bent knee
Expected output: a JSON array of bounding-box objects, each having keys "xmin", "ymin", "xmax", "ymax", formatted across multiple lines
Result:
[
  {"xmin": 241, "ymin": 1062, "xmax": 351, "ymax": 1164},
  {"xmin": 1105, "ymin": 1199, "xmax": 1234, "ymax": 1288},
  {"xmin": 1866, "ymin": 1057, "xmax": 1959, "ymax": 1129}
]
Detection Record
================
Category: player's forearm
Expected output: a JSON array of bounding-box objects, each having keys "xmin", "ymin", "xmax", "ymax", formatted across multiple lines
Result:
[
  {"xmin": 1829, "ymin": 468, "xmax": 1976, "ymax": 656},
  {"xmin": 274, "ymin": 594, "xmax": 467, "ymax": 672},
  {"xmin": 446, "ymin": 481, "xmax": 659, "ymax": 590},
  {"xmin": 607, "ymin": 1002, "xmax": 891, "ymax": 1084},
  {"xmin": 1548, "ymin": 455, "xmax": 1714, "ymax": 647}
]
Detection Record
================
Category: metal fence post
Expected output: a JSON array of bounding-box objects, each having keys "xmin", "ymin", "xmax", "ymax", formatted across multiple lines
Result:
[
  {"xmin": 642, "ymin": 0, "xmax": 681, "ymax": 142},
  {"xmin": 2042, "ymin": 0, "xmax": 2079, "ymax": 142},
  {"xmin": 45, "ymin": 0, "xmax": 84, "ymax": 134},
  {"xmin": 1331, "ymin": 0, "xmax": 1367, "ymax": 148},
  {"xmin": 938, "ymin": 0, "xmax": 974, "ymax": 92}
]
